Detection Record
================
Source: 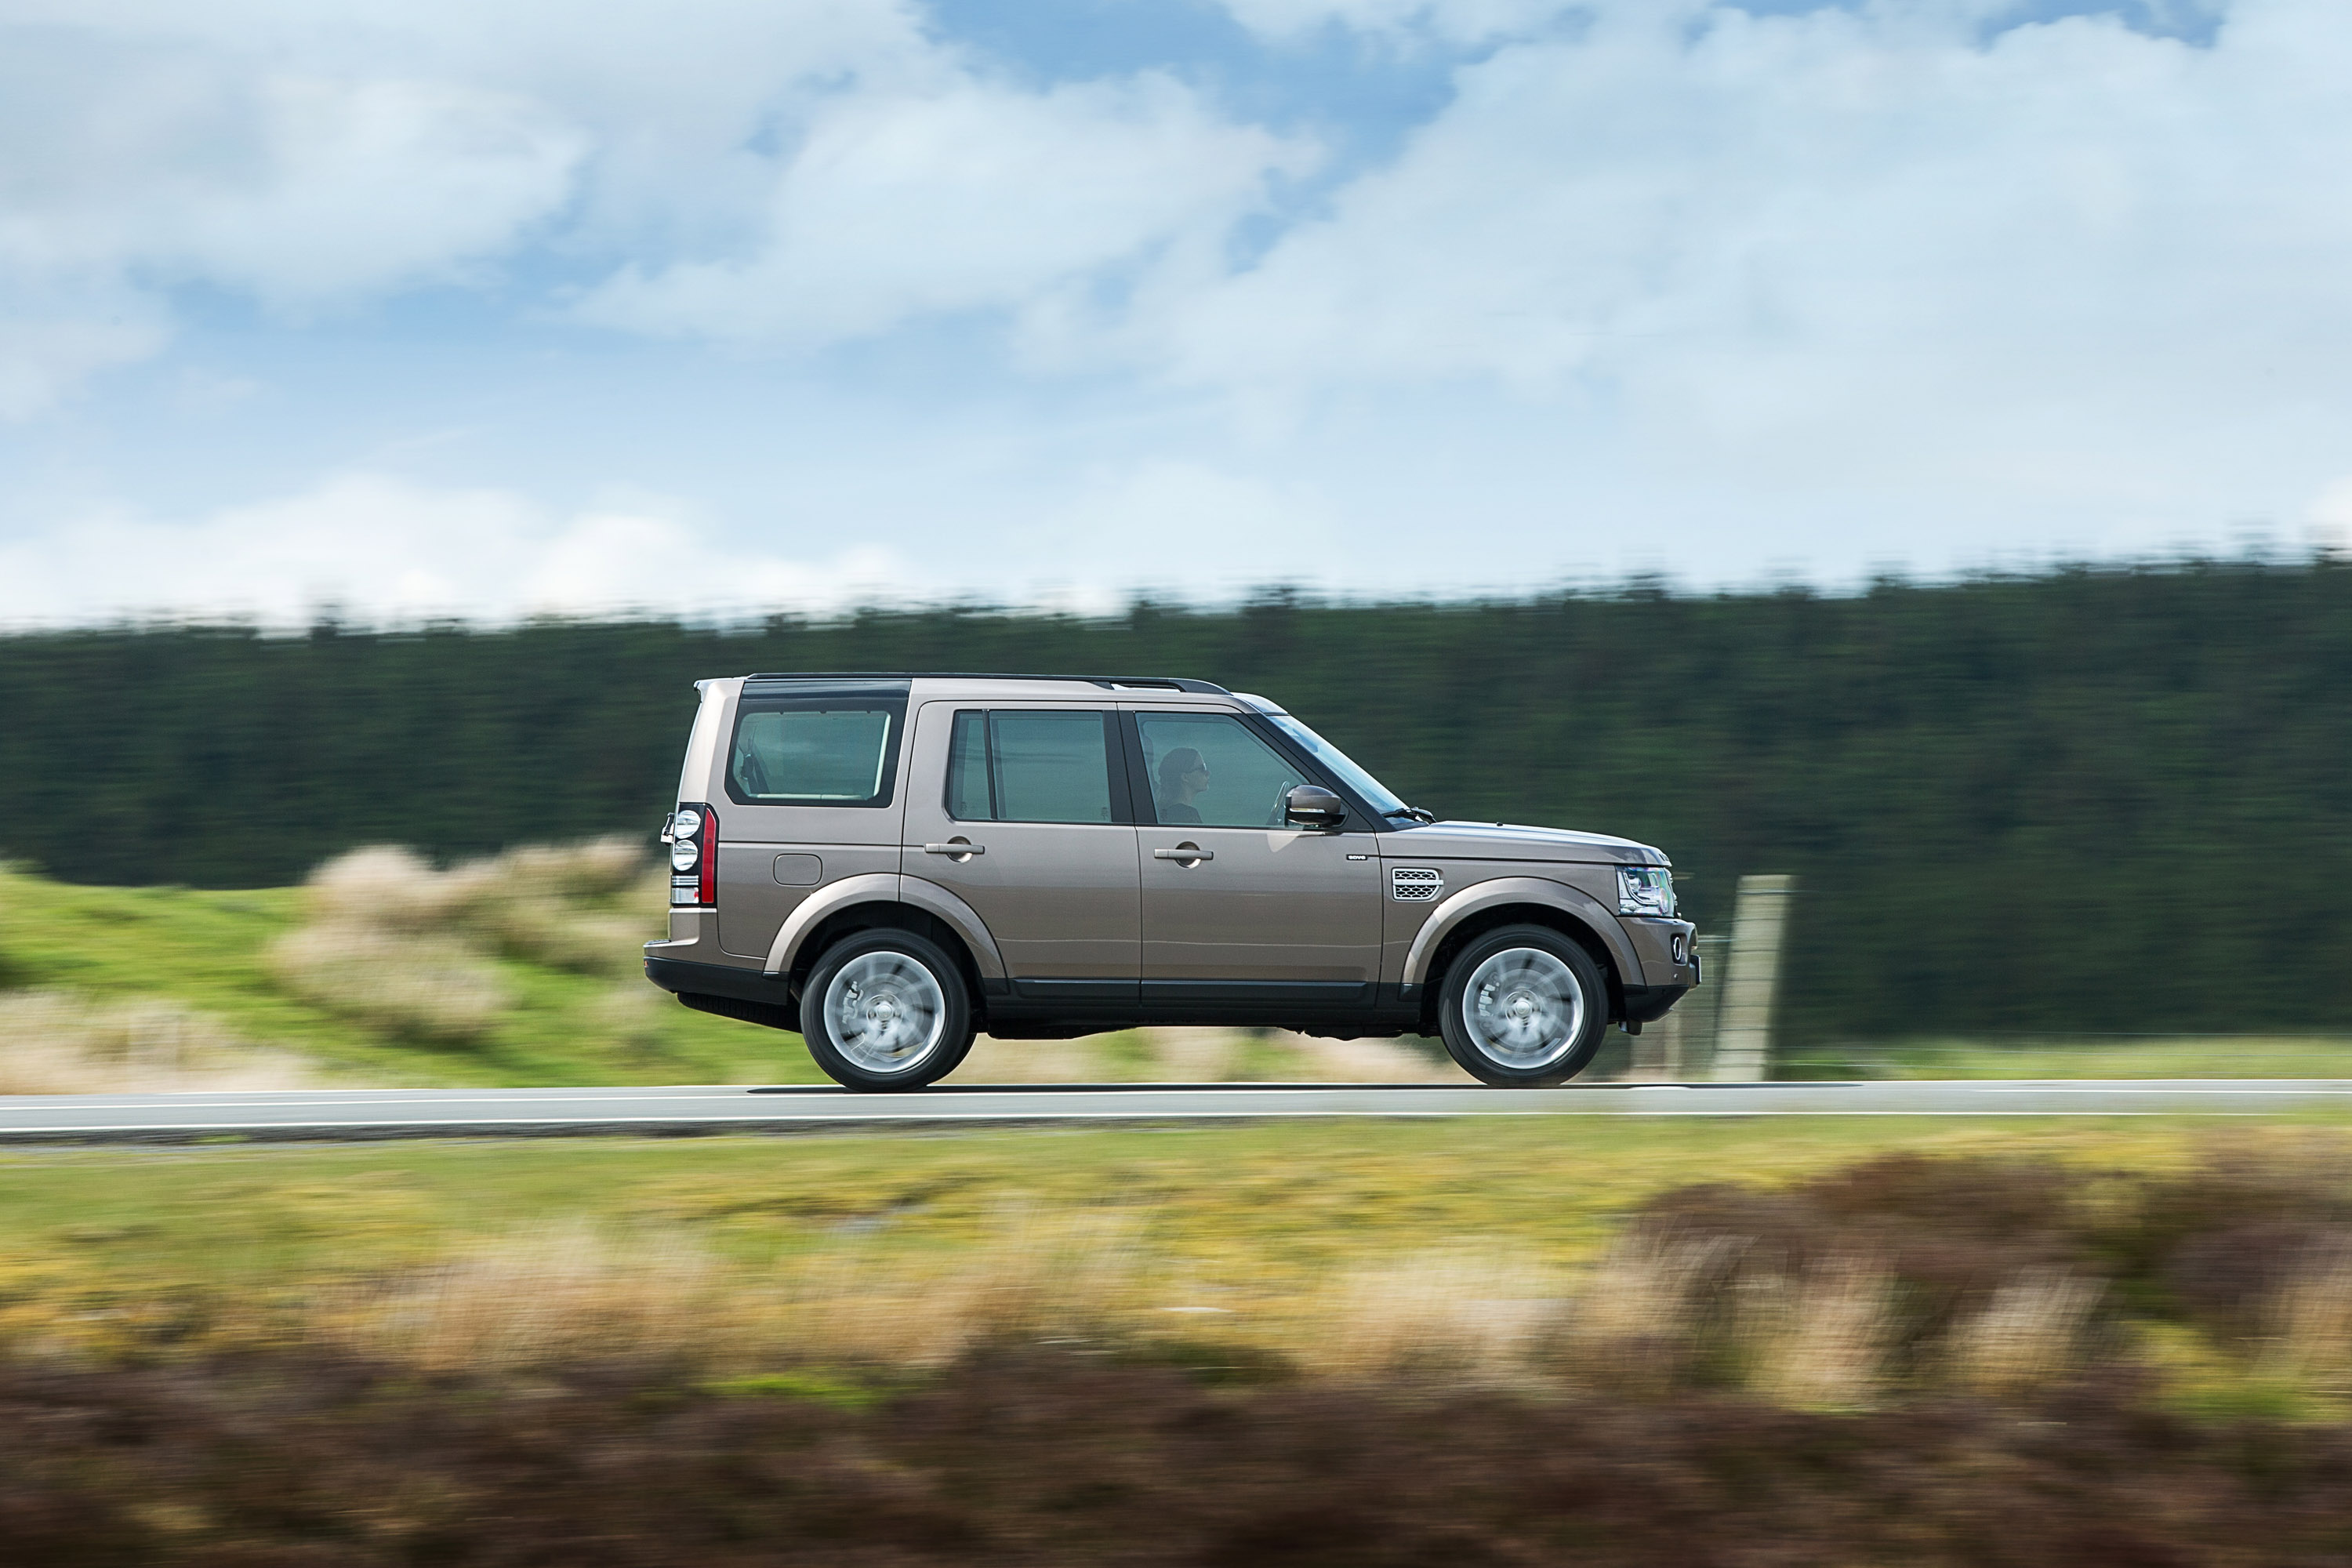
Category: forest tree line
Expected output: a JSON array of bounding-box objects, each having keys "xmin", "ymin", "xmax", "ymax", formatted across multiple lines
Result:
[{"xmin": 5, "ymin": 558, "xmax": 2347, "ymax": 1043}]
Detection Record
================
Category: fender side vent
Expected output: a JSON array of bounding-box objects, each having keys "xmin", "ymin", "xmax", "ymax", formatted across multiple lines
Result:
[{"xmin": 1391, "ymin": 866, "xmax": 1443, "ymax": 902}]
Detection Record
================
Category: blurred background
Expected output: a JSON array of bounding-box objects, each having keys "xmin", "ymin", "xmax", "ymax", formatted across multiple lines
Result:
[
  {"xmin": 8, "ymin": 6, "xmax": 2352, "ymax": 1555},
  {"xmin": 4, "ymin": 561, "xmax": 2347, "ymax": 1087},
  {"xmin": 6, "ymin": 0, "xmax": 2351, "ymax": 1086}
]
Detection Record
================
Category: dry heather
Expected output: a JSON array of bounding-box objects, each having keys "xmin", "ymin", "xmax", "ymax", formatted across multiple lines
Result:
[
  {"xmin": 299, "ymin": 1187, "xmax": 2126, "ymax": 1406},
  {"xmin": 9, "ymin": 1151, "xmax": 2351, "ymax": 1424},
  {"xmin": 949, "ymin": 1035, "xmax": 1102, "ymax": 1084},
  {"xmin": 328, "ymin": 1222, "xmax": 724, "ymax": 1372},
  {"xmin": 0, "ymin": 990, "xmax": 310, "ymax": 1094},
  {"xmin": 1282, "ymin": 1033, "xmax": 1472, "ymax": 1083},
  {"xmin": 1148, "ymin": 1026, "xmax": 1242, "ymax": 1081},
  {"xmin": 581, "ymin": 978, "xmax": 670, "ymax": 1057},
  {"xmin": 948, "ymin": 1026, "xmax": 1471, "ymax": 1084},
  {"xmin": 1945, "ymin": 1268, "xmax": 2102, "ymax": 1396},
  {"xmin": 268, "ymin": 839, "xmax": 659, "ymax": 1044},
  {"xmin": 1308, "ymin": 1247, "xmax": 1567, "ymax": 1378},
  {"xmin": 323, "ymin": 1211, "xmax": 1150, "ymax": 1373},
  {"xmin": 2263, "ymin": 1243, "xmax": 2352, "ymax": 1392},
  {"xmin": 267, "ymin": 925, "xmax": 512, "ymax": 1043},
  {"xmin": 303, "ymin": 839, "xmax": 654, "ymax": 973},
  {"xmin": 1739, "ymin": 1255, "xmax": 1894, "ymax": 1408},
  {"xmin": 302, "ymin": 1220, "xmax": 2117, "ymax": 1406}
]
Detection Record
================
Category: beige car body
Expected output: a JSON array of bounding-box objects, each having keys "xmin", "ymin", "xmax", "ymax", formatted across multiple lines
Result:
[{"xmin": 643, "ymin": 673, "xmax": 1697, "ymax": 1044}]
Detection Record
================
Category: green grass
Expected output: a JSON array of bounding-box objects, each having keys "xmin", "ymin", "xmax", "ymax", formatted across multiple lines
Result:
[
  {"xmin": 0, "ymin": 1114, "xmax": 2300, "ymax": 1320},
  {"xmin": 1783, "ymin": 1034, "xmax": 2352, "ymax": 1080},
  {"xmin": 2, "ymin": 1113, "xmax": 2347, "ymax": 1413},
  {"xmin": 0, "ymin": 863, "xmax": 826, "ymax": 1087}
]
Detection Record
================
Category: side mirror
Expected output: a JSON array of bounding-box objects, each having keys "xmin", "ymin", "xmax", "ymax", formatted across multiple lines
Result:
[{"xmin": 1284, "ymin": 785, "xmax": 1346, "ymax": 830}]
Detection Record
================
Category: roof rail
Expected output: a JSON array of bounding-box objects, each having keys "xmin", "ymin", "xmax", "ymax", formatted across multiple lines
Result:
[{"xmin": 740, "ymin": 671, "xmax": 1231, "ymax": 694}]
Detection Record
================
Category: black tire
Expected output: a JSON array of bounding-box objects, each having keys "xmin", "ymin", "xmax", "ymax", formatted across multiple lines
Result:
[
  {"xmin": 799, "ymin": 927, "xmax": 975, "ymax": 1092},
  {"xmin": 1436, "ymin": 923, "xmax": 1610, "ymax": 1087}
]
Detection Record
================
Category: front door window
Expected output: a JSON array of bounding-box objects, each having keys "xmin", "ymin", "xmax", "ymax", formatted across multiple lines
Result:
[{"xmin": 1135, "ymin": 713, "xmax": 1306, "ymax": 829}]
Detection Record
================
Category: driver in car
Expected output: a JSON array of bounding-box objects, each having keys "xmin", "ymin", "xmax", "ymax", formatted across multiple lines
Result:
[{"xmin": 1156, "ymin": 747, "xmax": 1209, "ymax": 824}]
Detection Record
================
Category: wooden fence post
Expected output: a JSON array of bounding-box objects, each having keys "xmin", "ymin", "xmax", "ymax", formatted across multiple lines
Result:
[{"xmin": 1711, "ymin": 873, "xmax": 1796, "ymax": 1082}]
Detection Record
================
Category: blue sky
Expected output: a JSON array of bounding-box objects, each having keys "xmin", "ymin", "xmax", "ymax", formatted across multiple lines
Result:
[{"xmin": 2, "ymin": 0, "xmax": 2344, "ymax": 623}]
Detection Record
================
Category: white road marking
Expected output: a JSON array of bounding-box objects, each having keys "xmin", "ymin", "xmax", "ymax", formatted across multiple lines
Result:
[{"xmin": 0, "ymin": 1079, "xmax": 2347, "ymax": 1142}]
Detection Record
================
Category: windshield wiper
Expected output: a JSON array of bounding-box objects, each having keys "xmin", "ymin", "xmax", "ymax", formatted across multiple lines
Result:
[{"xmin": 1388, "ymin": 806, "xmax": 1437, "ymax": 824}]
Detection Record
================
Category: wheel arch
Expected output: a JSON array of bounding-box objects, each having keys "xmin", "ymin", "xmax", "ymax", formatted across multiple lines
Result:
[
  {"xmin": 1403, "ymin": 878, "xmax": 1635, "ymax": 1027},
  {"xmin": 764, "ymin": 873, "xmax": 1004, "ymax": 1008}
]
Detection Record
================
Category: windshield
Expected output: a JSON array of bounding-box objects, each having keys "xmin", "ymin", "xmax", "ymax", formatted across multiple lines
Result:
[{"xmin": 1265, "ymin": 713, "xmax": 1412, "ymax": 818}]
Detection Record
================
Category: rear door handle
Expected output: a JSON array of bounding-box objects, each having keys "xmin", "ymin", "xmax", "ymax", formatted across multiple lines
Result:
[
  {"xmin": 924, "ymin": 841, "xmax": 984, "ymax": 856},
  {"xmin": 1153, "ymin": 846, "xmax": 1213, "ymax": 862}
]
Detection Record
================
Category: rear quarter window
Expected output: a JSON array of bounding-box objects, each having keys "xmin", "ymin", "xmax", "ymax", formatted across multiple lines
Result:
[{"xmin": 727, "ymin": 702, "xmax": 903, "ymax": 807}]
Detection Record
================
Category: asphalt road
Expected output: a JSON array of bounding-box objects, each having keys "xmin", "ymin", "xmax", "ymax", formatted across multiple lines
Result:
[{"xmin": 0, "ymin": 1079, "xmax": 2347, "ymax": 1143}]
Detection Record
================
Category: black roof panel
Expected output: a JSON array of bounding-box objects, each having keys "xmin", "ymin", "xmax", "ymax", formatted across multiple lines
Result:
[{"xmin": 741, "ymin": 672, "xmax": 1229, "ymax": 695}]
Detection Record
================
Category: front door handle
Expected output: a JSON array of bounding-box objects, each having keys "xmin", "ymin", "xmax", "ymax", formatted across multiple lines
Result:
[
  {"xmin": 1153, "ymin": 845, "xmax": 1214, "ymax": 862},
  {"xmin": 924, "ymin": 840, "xmax": 985, "ymax": 857}
]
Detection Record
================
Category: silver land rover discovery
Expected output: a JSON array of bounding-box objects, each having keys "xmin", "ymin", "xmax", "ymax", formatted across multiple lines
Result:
[{"xmin": 642, "ymin": 673, "xmax": 1697, "ymax": 1091}]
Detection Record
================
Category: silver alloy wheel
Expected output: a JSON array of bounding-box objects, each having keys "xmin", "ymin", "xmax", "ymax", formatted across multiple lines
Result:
[
  {"xmin": 823, "ymin": 950, "xmax": 948, "ymax": 1073},
  {"xmin": 1461, "ymin": 946, "xmax": 1585, "ymax": 1070}
]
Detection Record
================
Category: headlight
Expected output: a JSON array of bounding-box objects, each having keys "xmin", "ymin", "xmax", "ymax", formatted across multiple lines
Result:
[
  {"xmin": 670, "ymin": 838, "xmax": 700, "ymax": 873},
  {"xmin": 1617, "ymin": 865, "xmax": 1675, "ymax": 917}
]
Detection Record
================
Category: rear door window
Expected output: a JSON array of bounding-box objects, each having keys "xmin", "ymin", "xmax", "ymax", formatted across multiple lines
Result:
[{"xmin": 946, "ymin": 710, "xmax": 1118, "ymax": 824}]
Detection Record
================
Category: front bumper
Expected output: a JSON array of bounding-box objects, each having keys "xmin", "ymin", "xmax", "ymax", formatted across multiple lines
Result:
[
  {"xmin": 1621, "ymin": 983, "xmax": 1693, "ymax": 1026},
  {"xmin": 1621, "ymin": 916, "xmax": 1700, "ymax": 990}
]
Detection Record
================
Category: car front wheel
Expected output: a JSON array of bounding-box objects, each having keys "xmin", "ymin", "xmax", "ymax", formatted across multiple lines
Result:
[
  {"xmin": 799, "ymin": 928, "xmax": 975, "ymax": 1092},
  {"xmin": 1436, "ymin": 924, "xmax": 1609, "ymax": 1087}
]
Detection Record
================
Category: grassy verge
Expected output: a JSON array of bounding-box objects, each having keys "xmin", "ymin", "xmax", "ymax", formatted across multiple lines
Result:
[
  {"xmin": 0, "ymin": 858, "xmax": 823, "ymax": 1087},
  {"xmin": 2, "ymin": 1116, "xmax": 2347, "ymax": 1412},
  {"xmin": 2, "ymin": 1110, "xmax": 2350, "ymax": 1563},
  {"xmin": 1783, "ymin": 1034, "xmax": 2352, "ymax": 1080},
  {"xmin": 5, "ymin": 1118, "xmax": 2352, "ymax": 1562}
]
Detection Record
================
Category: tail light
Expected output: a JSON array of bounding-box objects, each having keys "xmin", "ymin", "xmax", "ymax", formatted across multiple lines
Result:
[{"xmin": 665, "ymin": 804, "xmax": 718, "ymax": 907}]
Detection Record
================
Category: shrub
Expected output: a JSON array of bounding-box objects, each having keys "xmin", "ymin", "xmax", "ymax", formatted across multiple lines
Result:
[
  {"xmin": 0, "ymin": 990, "xmax": 309, "ymax": 1094},
  {"xmin": 266, "ymin": 924, "xmax": 511, "ymax": 1044},
  {"xmin": 267, "ymin": 837, "xmax": 662, "ymax": 1043}
]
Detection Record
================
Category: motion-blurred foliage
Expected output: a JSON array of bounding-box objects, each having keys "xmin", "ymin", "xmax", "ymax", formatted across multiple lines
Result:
[
  {"xmin": 0, "ymin": 860, "xmax": 807, "ymax": 1087},
  {"xmin": 5, "ymin": 557, "xmax": 2349, "ymax": 1040}
]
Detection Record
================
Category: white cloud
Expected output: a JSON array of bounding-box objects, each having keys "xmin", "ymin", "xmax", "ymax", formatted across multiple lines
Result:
[
  {"xmin": 1104, "ymin": 0, "xmax": 2352, "ymax": 535},
  {"xmin": 1215, "ymin": 0, "xmax": 1588, "ymax": 45},
  {"xmin": 0, "ymin": 42, "xmax": 587, "ymax": 303},
  {"xmin": 0, "ymin": 0, "xmax": 1312, "ymax": 406},
  {"xmin": 2310, "ymin": 477, "xmax": 2352, "ymax": 552},
  {"xmin": 0, "ymin": 474, "xmax": 904, "ymax": 626},
  {"xmin": 7, "ymin": 0, "xmax": 2352, "ymax": 593},
  {"xmin": 579, "ymin": 73, "xmax": 1314, "ymax": 347}
]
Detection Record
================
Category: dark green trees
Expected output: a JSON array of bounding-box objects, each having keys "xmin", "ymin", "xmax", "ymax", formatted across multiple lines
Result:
[{"xmin": 6, "ymin": 559, "xmax": 2347, "ymax": 1041}]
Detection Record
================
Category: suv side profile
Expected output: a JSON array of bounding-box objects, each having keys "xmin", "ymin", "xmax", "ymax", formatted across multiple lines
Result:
[{"xmin": 643, "ymin": 673, "xmax": 1697, "ymax": 1091}]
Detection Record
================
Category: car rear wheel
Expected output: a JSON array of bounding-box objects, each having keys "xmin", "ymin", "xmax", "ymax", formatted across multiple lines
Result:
[
  {"xmin": 1436, "ymin": 924, "xmax": 1609, "ymax": 1087},
  {"xmin": 800, "ymin": 928, "xmax": 975, "ymax": 1092}
]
